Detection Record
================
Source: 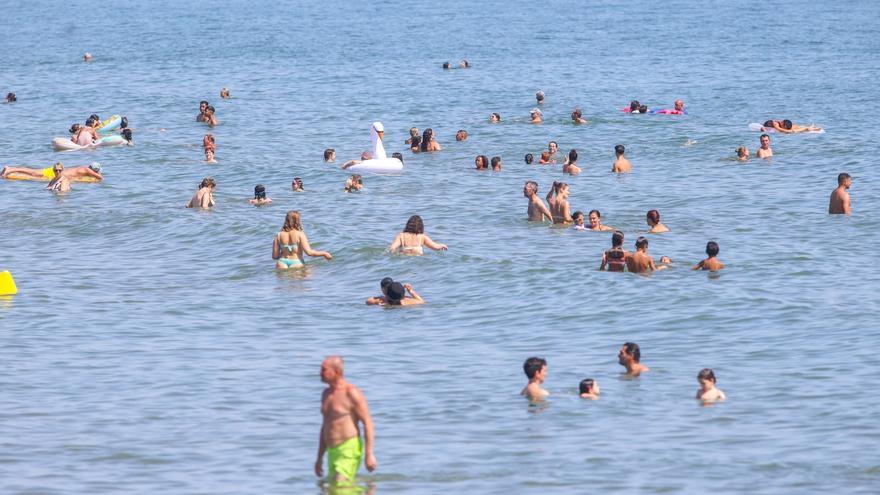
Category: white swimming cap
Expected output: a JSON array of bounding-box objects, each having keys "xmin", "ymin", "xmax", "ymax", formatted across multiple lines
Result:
[
  {"xmin": 89, "ymin": 162, "xmax": 101, "ymax": 172},
  {"xmin": 372, "ymin": 122, "xmax": 384, "ymax": 132}
]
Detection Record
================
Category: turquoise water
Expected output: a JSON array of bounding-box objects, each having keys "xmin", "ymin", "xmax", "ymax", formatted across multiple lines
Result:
[{"xmin": 2, "ymin": 0, "xmax": 880, "ymax": 493}]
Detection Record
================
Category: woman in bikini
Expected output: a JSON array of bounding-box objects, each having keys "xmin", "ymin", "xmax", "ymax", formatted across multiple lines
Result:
[
  {"xmin": 388, "ymin": 215, "xmax": 448, "ymax": 255},
  {"xmin": 600, "ymin": 231, "xmax": 629, "ymax": 272},
  {"xmin": 547, "ymin": 182, "xmax": 572, "ymax": 224},
  {"xmin": 272, "ymin": 210, "xmax": 332, "ymax": 269}
]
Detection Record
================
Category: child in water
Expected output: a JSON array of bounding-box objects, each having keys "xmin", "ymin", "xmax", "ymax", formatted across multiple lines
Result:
[
  {"xmin": 579, "ymin": 379, "xmax": 600, "ymax": 400},
  {"xmin": 291, "ymin": 177, "xmax": 304, "ymax": 192},
  {"xmin": 735, "ymin": 146, "xmax": 750, "ymax": 161},
  {"xmin": 572, "ymin": 211, "xmax": 587, "ymax": 230},
  {"xmin": 344, "ymin": 174, "xmax": 363, "ymax": 193},
  {"xmin": 249, "ymin": 184, "xmax": 272, "ymax": 206},
  {"xmin": 696, "ymin": 368, "xmax": 726, "ymax": 402},
  {"xmin": 203, "ymin": 134, "xmax": 216, "ymax": 163},
  {"xmin": 693, "ymin": 241, "xmax": 725, "ymax": 271}
]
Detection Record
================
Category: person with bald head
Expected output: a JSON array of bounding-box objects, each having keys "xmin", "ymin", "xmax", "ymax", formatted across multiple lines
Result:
[{"xmin": 315, "ymin": 356, "xmax": 377, "ymax": 485}]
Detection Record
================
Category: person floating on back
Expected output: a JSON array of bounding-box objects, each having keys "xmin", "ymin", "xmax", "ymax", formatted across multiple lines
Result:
[{"xmin": 693, "ymin": 241, "xmax": 725, "ymax": 271}]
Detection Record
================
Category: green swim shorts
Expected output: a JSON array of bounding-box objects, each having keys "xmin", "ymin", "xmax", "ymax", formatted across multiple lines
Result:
[{"xmin": 327, "ymin": 437, "xmax": 363, "ymax": 483}]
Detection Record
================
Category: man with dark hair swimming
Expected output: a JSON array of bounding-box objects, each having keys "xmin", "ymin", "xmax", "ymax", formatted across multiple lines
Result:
[
  {"xmin": 618, "ymin": 342, "xmax": 649, "ymax": 376},
  {"xmin": 521, "ymin": 357, "xmax": 549, "ymax": 400}
]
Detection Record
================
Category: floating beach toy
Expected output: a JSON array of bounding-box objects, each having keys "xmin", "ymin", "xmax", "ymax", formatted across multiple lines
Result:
[
  {"xmin": 52, "ymin": 134, "xmax": 128, "ymax": 151},
  {"xmin": 345, "ymin": 122, "xmax": 403, "ymax": 174},
  {"xmin": 0, "ymin": 271, "xmax": 17, "ymax": 295}
]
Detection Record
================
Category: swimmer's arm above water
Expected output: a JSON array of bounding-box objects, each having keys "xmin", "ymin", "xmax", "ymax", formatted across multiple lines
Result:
[
  {"xmin": 388, "ymin": 233, "xmax": 402, "ymax": 253},
  {"xmin": 422, "ymin": 235, "xmax": 448, "ymax": 251},
  {"xmin": 301, "ymin": 235, "xmax": 333, "ymax": 260},
  {"xmin": 272, "ymin": 236, "xmax": 281, "ymax": 260},
  {"xmin": 403, "ymin": 283, "xmax": 424, "ymax": 303}
]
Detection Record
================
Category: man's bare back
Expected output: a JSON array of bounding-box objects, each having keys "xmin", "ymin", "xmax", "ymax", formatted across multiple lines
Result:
[
  {"xmin": 626, "ymin": 250, "xmax": 656, "ymax": 273},
  {"xmin": 829, "ymin": 186, "xmax": 851, "ymax": 215},
  {"xmin": 612, "ymin": 157, "xmax": 631, "ymax": 173}
]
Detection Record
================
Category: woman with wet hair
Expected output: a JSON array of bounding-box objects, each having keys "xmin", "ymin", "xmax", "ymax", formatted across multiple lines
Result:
[
  {"xmin": 646, "ymin": 209, "xmax": 669, "ymax": 233},
  {"xmin": 546, "ymin": 182, "xmax": 572, "ymax": 224},
  {"xmin": 420, "ymin": 128, "xmax": 441, "ymax": 152},
  {"xmin": 388, "ymin": 215, "xmax": 448, "ymax": 255}
]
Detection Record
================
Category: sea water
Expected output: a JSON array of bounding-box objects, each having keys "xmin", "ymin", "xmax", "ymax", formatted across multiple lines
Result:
[{"xmin": 1, "ymin": 0, "xmax": 879, "ymax": 493}]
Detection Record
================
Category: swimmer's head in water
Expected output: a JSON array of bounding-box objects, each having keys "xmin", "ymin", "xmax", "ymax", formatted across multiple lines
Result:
[
  {"xmin": 120, "ymin": 116, "xmax": 128, "ymax": 129},
  {"xmin": 736, "ymin": 146, "xmax": 748, "ymax": 158},
  {"xmin": 89, "ymin": 114, "xmax": 100, "ymax": 123},
  {"xmin": 572, "ymin": 211, "xmax": 584, "ymax": 224},
  {"xmin": 442, "ymin": 62, "xmax": 451, "ymax": 69},
  {"xmin": 459, "ymin": 59, "xmax": 471, "ymax": 68},
  {"xmin": 635, "ymin": 236, "xmax": 648, "ymax": 250},
  {"xmin": 536, "ymin": 90, "xmax": 545, "ymax": 102},
  {"xmin": 760, "ymin": 134, "xmax": 770, "ymax": 147},
  {"xmin": 254, "ymin": 184, "xmax": 266, "ymax": 200},
  {"xmin": 615, "ymin": 144, "xmax": 625, "ymax": 156},
  {"xmin": 391, "ymin": 152, "xmax": 403, "ymax": 164},
  {"xmin": 456, "ymin": 129, "xmax": 468, "ymax": 141},
  {"xmin": 360, "ymin": 151, "xmax": 372, "ymax": 160},
  {"xmin": 292, "ymin": 177, "xmax": 304, "ymax": 191},
  {"xmin": 579, "ymin": 378, "xmax": 595, "ymax": 394},
  {"xmin": 85, "ymin": 117, "xmax": 96, "ymax": 128},
  {"xmin": 548, "ymin": 141, "xmax": 558, "ymax": 153},
  {"xmin": 697, "ymin": 368, "xmax": 716, "ymax": 384},
  {"xmin": 83, "ymin": 52, "xmax": 92, "ymax": 61},
  {"xmin": 403, "ymin": 215, "xmax": 424, "ymax": 234},
  {"xmin": 53, "ymin": 162, "xmax": 63, "ymax": 174},
  {"xmin": 540, "ymin": 151, "xmax": 550, "ymax": 162},
  {"xmin": 525, "ymin": 153, "xmax": 534, "ymax": 164},
  {"xmin": 568, "ymin": 149, "xmax": 577, "ymax": 163},
  {"xmin": 706, "ymin": 241, "xmax": 719, "ymax": 257},
  {"xmin": 572, "ymin": 108, "xmax": 582, "ymax": 119},
  {"xmin": 490, "ymin": 156, "xmax": 502, "ymax": 170},
  {"xmin": 646, "ymin": 209, "xmax": 660, "ymax": 226},
  {"xmin": 380, "ymin": 277, "xmax": 394, "ymax": 294},
  {"xmin": 530, "ymin": 108, "xmax": 542, "ymax": 117},
  {"xmin": 782, "ymin": 119, "xmax": 793, "ymax": 130},
  {"xmin": 621, "ymin": 342, "xmax": 641, "ymax": 363},
  {"xmin": 409, "ymin": 127, "xmax": 419, "ymax": 137},
  {"xmin": 674, "ymin": 99, "xmax": 684, "ymax": 111},
  {"xmin": 410, "ymin": 135, "xmax": 422, "ymax": 150},
  {"xmin": 206, "ymin": 105, "xmax": 215, "ymax": 116},
  {"xmin": 524, "ymin": 181, "xmax": 538, "ymax": 194},
  {"xmin": 630, "ymin": 100, "xmax": 640, "ymax": 112},
  {"xmin": 838, "ymin": 172, "xmax": 852, "ymax": 186},
  {"xmin": 283, "ymin": 210, "xmax": 303, "ymax": 231},
  {"xmin": 69, "ymin": 123, "xmax": 81, "ymax": 134},
  {"xmin": 6, "ymin": 92, "xmax": 16, "ymax": 102},
  {"xmin": 763, "ymin": 120, "xmax": 774, "ymax": 128},
  {"xmin": 122, "ymin": 128, "xmax": 133, "ymax": 142},
  {"xmin": 612, "ymin": 230, "xmax": 624, "ymax": 247},
  {"xmin": 490, "ymin": 112, "xmax": 501, "ymax": 122},
  {"xmin": 200, "ymin": 100, "xmax": 209, "ymax": 111},
  {"xmin": 199, "ymin": 176, "xmax": 216, "ymax": 189},
  {"xmin": 638, "ymin": 105, "xmax": 648, "ymax": 114},
  {"xmin": 88, "ymin": 162, "xmax": 102, "ymax": 173},
  {"xmin": 324, "ymin": 148, "xmax": 336, "ymax": 161},
  {"xmin": 386, "ymin": 282, "xmax": 406, "ymax": 305},
  {"xmin": 523, "ymin": 357, "xmax": 547, "ymax": 379}
]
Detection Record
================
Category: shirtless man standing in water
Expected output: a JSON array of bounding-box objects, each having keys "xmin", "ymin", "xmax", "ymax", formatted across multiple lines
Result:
[
  {"xmin": 829, "ymin": 173, "xmax": 852, "ymax": 215},
  {"xmin": 626, "ymin": 237, "xmax": 661, "ymax": 273},
  {"xmin": 315, "ymin": 356, "xmax": 377, "ymax": 484},
  {"xmin": 523, "ymin": 181, "xmax": 552, "ymax": 222}
]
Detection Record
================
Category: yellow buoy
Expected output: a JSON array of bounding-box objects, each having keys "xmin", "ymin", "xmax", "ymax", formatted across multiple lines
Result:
[{"xmin": 0, "ymin": 271, "xmax": 17, "ymax": 295}]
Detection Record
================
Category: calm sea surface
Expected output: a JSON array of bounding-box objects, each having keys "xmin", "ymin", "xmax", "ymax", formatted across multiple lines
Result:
[{"xmin": 2, "ymin": 0, "xmax": 880, "ymax": 493}]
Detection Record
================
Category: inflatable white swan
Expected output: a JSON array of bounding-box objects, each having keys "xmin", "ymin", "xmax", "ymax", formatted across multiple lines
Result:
[{"xmin": 344, "ymin": 121, "xmax": 403, "ymax": 174}]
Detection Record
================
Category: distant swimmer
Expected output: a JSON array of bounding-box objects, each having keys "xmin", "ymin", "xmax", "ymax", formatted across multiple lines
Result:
[
  {"xmin": 651, "ymin": 99, "xmax": 687, "ymax": 115},
  {"xmin": 571, "ymin": 107, "xmax": 588, "ymax": 124},
  {"xmin": 521, "ymin": 357, "xmax": 549, "ymax": 401},
  {"xmin": 364, "ymin": 277, "xmax": 393, "ymax": 305},
  {"xmin": 249, "ymin": 184, "xmax": 272, "ymax": 206},
  {"xmin": 600, "ymin": 231, "xmax": 628, "ymax": 272},
  {"xmin": 442, "ymin": 61, "xmax": 451, "ymax": 69},
  {"xmin": 186, "ymin": 177, "xmax": 216, "ymax": 208},
  {"xmin": 696, "ymin": 368, "xmax": 726, "ymax": 402},
  {"xmin": 735, "ymin": 146, "xmax": 750, "ymax": 161},
  {"xmin": 5, "ymin": 92, "xmax": 15, "ymax": 103},
  {"xmin": 524, "ymin": 153, "xmax": 534, "ymax": 165},
  {"xmin": 474, "ymin": 155, "xmax": 489, "ymax": 170},
  {"xmin": 645, "ymin": 209, "xmax": 669, "ymax": 233},
  {"xmin": 291, "ymin": 177, "xmax": 304, "ymax": 192},
  {"xmin": 220, "ymin": 87, "xmax": 230, "ymax": 99},
  {"xmin": 366, "ymin": 279, "xmax": 424, "ymax": 306},
  {"xmin": 618, "ymin": 342, "xmax": 649, "ymax": 376},
  {"xmin": 405, "ymin": 127, "xmax": 419, "ymax": 145},
  {"xmin": 756, "ymin": 134, "xmax": 773, "ymax": 159},
  {"xmin": 196, "ymin": 100, "xmax": 209, "ymax": 122},
  {"xmin": 489, "ymin": 112, "xmax": 501, "ymax": 123},
  {"xmin": 829, "ymin": 172, "xmax": 852, "ymax": 215},
  {"xmin": 2, "ymin": 161, "xmax": 102, "ymax": 181},
  {"xmin": 389, "ymin": 215, "xmax": 448, "ymax": 255},
  {"xmin": 420, "ymin": 128, "xmax": 441, "ymax": 151},
  {"xmin": 324, "ymin": 148, "xmax": 336, "ymax": 162},
  {"xmin": 83, "ymin": 52, "xmax": 93, "ymax": 62},
  {"xmin": 547, "ymin": 141, "xmax": 559, "ymax": 161},
  {"xmin": 530, "ymin": 108, "xmax": 543, "ymax": 124},
  {"xmin": 272, "ymin": 210, "xmax": 332, "ymax": 269},
  {"xmin": 546, "ymin": 181, "xmax": 572, "ymax": 224},
  {"xmin": 535, "ymin": 90, "xmax": 545, "ymax": 105},
  {"xmin": 370, "ymin": 122, "xmax": 387, "ymax": 159},
  {"xmin": 491, "ymin": 156, "xmax": 502, "ymax": 172},
  {"xmin": 74, "ymin": 118, "xmax": 98, "ymax": 146},
  {"xmin": 314, "ymin": 356, "xmax": 377, "ymax": 484},
  {"xmin": 611, "ymin": 144, "xmax": 631, "ymax": 173},
  {"xmin": 572, "ymin": 211, "xmax": 586, "ymax": 230},
  {"xmin": 579, "ymin": 379, "xmax": 600, "ymax": 400},
  {"xmin": 409, "ymin": 135, "xmax": 422, "ymax": 152},
  {"xmin": 46, "ymin": 163, "xmax": 71, "ymax": 193},
  {"xmin": 626, "ymin": 236, "xmax": 663, "ymax": 273},
  {"xmin": 203, "ymin": 133, "xmax": 216, "ymax": 163},
  {"xmin": 624, "ymin": 100, "xmax": 649, "ymax": 114},
  {"xmin": 693, "ymin": 241, "xmax": 725, "ymax": 271},
  {"xmin": 341, "ymin": 151, "xmax": 372, "ymax": 170},
  {"xmin": 455, "ymin": 129, "xmax": 468, "ymax": 141},
  {"xmin": 763, "ymin": 119, "xmax": 822, "ymax": 134},
  {"xmin": 539, "ymin": 151, "xmax": 552, "ymax": 165},
  {"xmin": 523, "ymin": 181, "xmax": 552, "ymax": 222},
  {"xmin": 459, "ymin": 59, "xmax": 471, "ymax": 68},
  {"xmin": 588, "ymin": 210, "xmax": 614, "ymax": 231},
  {"xmin": 343, "ymin": 174, "xmax": 363, "ymax": 193},
  {"xmin": 204, "ymin": 105, "xmax": 218, "ymax": 127}
]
